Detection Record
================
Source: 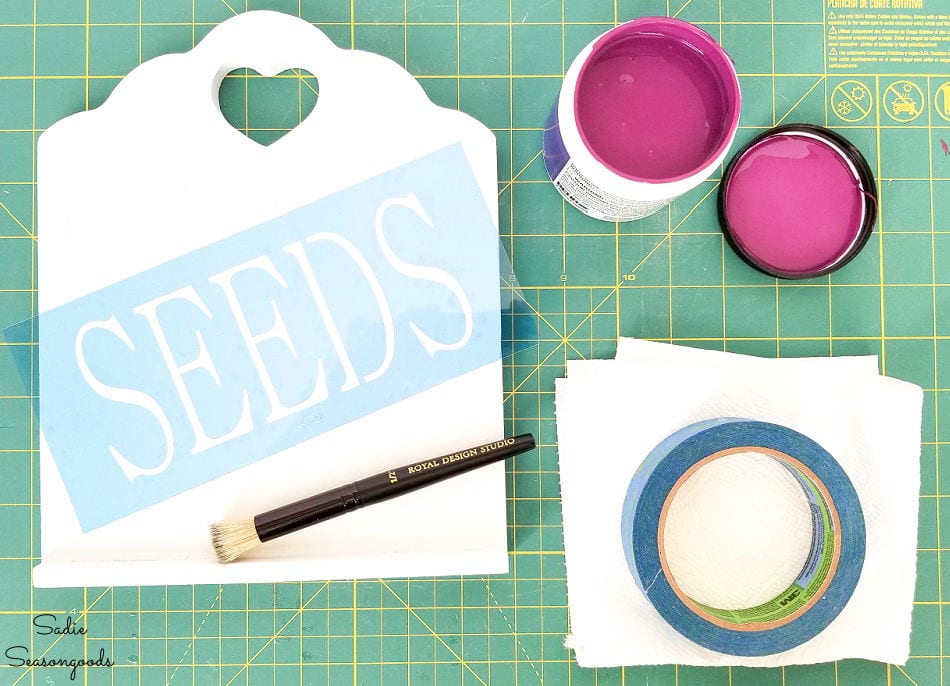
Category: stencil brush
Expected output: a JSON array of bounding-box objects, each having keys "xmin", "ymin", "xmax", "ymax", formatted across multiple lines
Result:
[{"xmin": 211, "ymin": 434, "xmax": 536, "ymax": 563}]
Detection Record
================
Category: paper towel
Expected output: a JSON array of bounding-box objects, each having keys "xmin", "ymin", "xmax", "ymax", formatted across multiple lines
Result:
[{"xmin": 555, "ymin": 339, "xmax": 921, "ymax": 667}]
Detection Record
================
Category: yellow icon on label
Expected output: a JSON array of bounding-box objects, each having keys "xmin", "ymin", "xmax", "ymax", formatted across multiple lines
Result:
[
  {"xmin": 831, "ymin": 80, "xmax": 872, "ymax": 123},
  {"xmin": 935, "ymin": 81, "xmax": 950, "ymax": 123},
  {"xmin": 883, "ymin": 81, "xmax": 924, "ymax": 123}
]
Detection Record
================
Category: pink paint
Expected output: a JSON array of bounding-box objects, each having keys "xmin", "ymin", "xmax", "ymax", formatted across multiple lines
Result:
[
  {"xmin": 720, "ymin": 127, "xmax": 875, "ymax": 279},
  {"xmin": 574, "ymin": 18, "xmax": 740, "ymax": 183}
]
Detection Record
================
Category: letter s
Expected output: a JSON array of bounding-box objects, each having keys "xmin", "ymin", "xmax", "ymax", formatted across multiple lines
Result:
[
  {"xmin": 32, "ymin": 614, "xmax": 54, "ymax": 635},
  {"xmin": 375, "ymin": 193, "xmax": 473, "ymax": 356},
  {"xmin": 75, "ymin": 317, "xmax": 175, "ymax": 481},
  {"xmin": 5, "ymin": 645, "xmax": 27, "ymax": 667}
]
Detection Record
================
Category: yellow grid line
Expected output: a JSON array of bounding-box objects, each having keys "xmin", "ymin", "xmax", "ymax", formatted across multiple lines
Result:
[
  {"xmin": 352, "ymin": 0, "xmax": 360, "ymax": 668},
  {"xmin": 224, "ymin": 582, "xmax": 329, "ymax": 685},
  {"xmin": 167, "ymin": 585, "xmax": 223, "ymax": 683},
  {"xmin": 1, "ymin": 20, "xmax": 833, "ymax": 27},
  {"xmin": 672, "ymin": 0, "xmax": 694, "ymax": 20},
  {"xmin": 28, "ymin": 0, "xmax": 36, "ymax": 670},
  {"xmin": 497, "ymin": 149, "xmax": 544, "ymax": 197},
  {"xmin": 381, "ymin": 580, "xmax": 489, "ymax": 686},
  {"xmin": 928, "ymin": 71, "xmax": 944, "ymax": 686},
  {"xmin": 895, "ymin": 665, "xmax": 921, "ymax": 686},
  {"xmin": 219, "ymin": 0, "xmax": 239, "ymax": 16},
  {"xmin": 0, "ymin": 198, "xmax": 34, "ymax": 239},
  {"xmin": 775, "ymin": 76, "xmax": 824, "ymax": 125},
  {"xmin": 6, "ymin": 71, "xmax": 950, "ymax": 80},
  {"xmin": 484, "ymin": 579, "xmax": 543, "ymax": 682}
]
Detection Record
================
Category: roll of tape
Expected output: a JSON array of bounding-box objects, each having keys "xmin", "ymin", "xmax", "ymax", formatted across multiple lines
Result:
[{"xmin": 620, "ymin": 418, "xmax": 866, "ymax": 656}]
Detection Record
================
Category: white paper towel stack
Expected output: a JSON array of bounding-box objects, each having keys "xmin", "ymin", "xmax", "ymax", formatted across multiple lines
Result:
[{"xmin": 555, "ymin": 339, "xmax": 922, "ymax": 668}]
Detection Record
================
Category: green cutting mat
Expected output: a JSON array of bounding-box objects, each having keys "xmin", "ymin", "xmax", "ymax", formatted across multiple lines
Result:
[{"xmin": 1, "ymin": 0, "xmax": 948, "ymax": 683}]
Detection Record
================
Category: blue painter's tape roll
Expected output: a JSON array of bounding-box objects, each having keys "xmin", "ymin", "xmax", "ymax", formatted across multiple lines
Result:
[{"xmin": 620, "ymin": 418, "xmax": 866, "ymax": 656}]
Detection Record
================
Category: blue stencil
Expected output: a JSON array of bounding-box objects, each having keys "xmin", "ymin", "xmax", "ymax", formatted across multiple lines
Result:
[{"xmin": 39, "ymin": 144, "xmax": 501, "ymax": 531}]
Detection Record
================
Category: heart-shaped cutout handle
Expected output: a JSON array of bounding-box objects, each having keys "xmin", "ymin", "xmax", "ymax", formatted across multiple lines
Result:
[{"xmin": 217, "ymin": 68, "xmax": 318, "ymax": 146}]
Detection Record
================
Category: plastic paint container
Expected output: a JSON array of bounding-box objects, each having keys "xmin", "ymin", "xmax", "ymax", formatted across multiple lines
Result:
[
  {"xmin": 543, "ymin": 17, "xmax": 741, "ymax": 222},
  {"xmin": 718, "ymin": 124, "xmax": 877, "ymax": 279}
]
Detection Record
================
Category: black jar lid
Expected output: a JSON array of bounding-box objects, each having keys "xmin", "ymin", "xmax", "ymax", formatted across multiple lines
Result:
[{"xmin": 718, "ymin": 124, "xmax": 877, "ymax": 280}]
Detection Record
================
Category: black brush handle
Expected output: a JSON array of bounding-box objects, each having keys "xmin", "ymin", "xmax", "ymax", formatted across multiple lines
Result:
[{"xmin": 254, "ymin": 434, "xmax": 536, "ymax": 542}]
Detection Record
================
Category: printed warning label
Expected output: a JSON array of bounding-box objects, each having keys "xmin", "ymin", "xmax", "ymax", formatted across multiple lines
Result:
[
  {"xmin": 553, "ymin": 162, "xmax": 672, "ymax": 222},
  {"xmin": 826, "ymin": 4, "xmax": 950, "ymax": 73}
]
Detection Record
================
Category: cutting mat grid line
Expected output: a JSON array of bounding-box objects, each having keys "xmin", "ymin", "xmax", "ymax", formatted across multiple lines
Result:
[{"xmin": 0, "ymin": 0, "xmax": 947, "ymax": 684}]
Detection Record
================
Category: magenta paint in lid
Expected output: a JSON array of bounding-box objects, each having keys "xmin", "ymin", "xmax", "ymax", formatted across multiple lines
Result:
[
  {"xmin": 718, "ymin": 124, "xmax": 877, "ymax": 280},
  {"xmin": 543, "ymin": 17, "xmax": 741, "ymax": 222}
]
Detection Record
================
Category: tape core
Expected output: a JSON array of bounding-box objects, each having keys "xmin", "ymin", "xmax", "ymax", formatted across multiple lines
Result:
[{"xmin": 657, "ymin": 446, "xmax": 841, "ymax": 631}]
